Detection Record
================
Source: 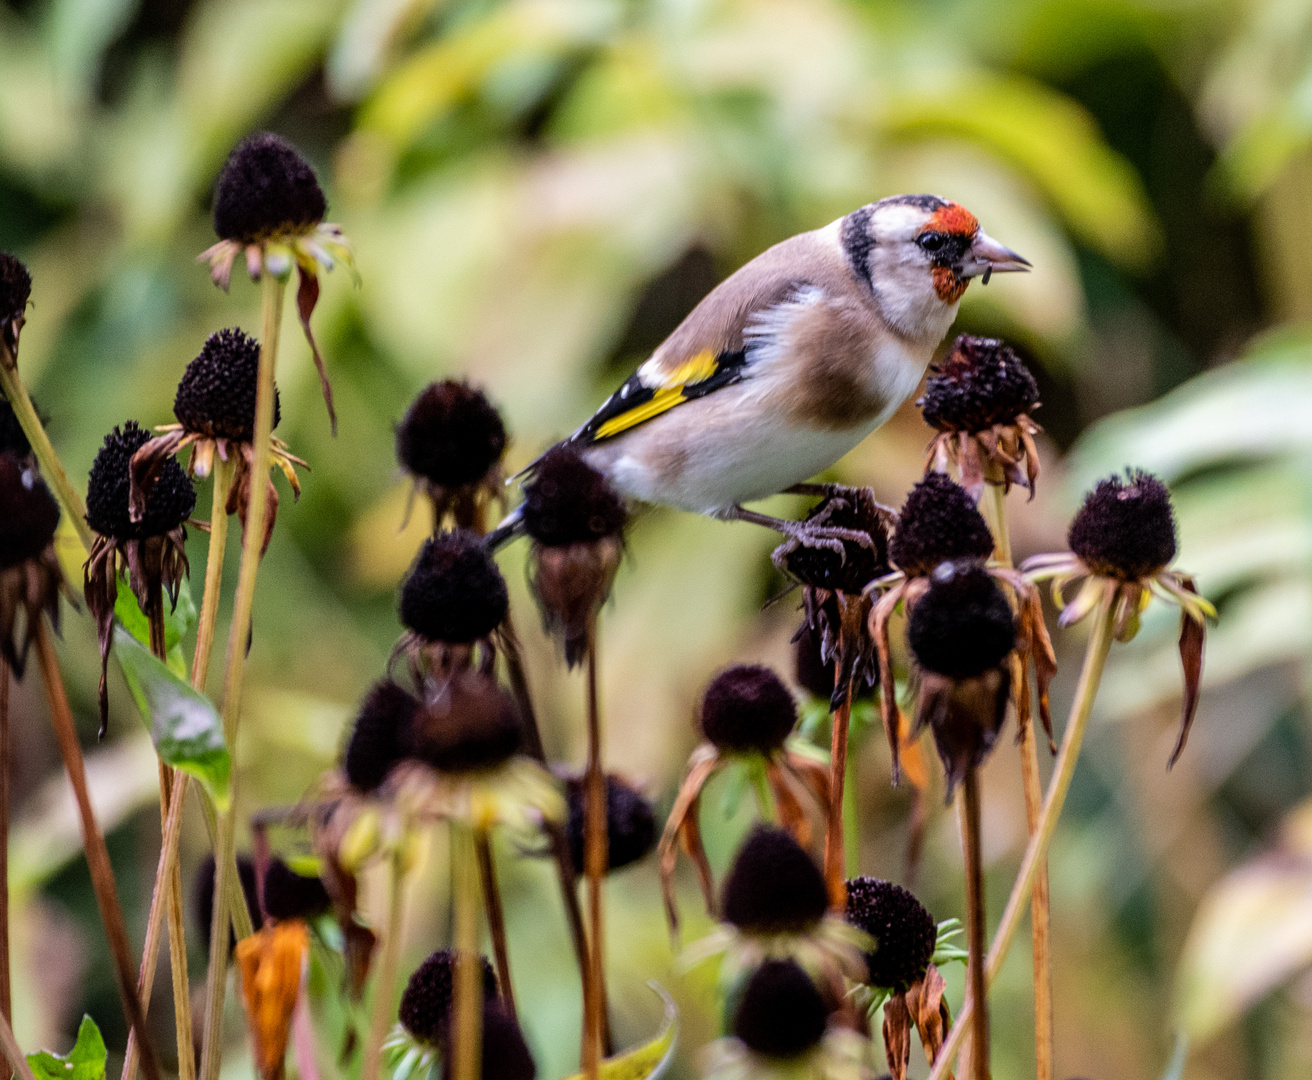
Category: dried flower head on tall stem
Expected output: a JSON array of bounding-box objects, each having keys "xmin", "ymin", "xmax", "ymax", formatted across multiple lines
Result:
[
  {"xmin": 564, "ymin": 772, "xmax": 656, "ymax": 878},
  {"xmin": 0, "ymin": 255, "xmax": 31, "ymax": 359},
  {"xmin": 0, "ymin": 453, "xmax": 67, "ymax": 676}
]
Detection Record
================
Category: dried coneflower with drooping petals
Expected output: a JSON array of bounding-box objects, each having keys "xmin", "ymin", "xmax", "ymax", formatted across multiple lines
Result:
[
  {"xmin": 845, "ymin": 876, "xmax": 954, "ymax": 1080},
  {"xmin": 198, "ymin": 132, "xmax": 356, "ymax": 432},
  {"xmin": 343, "ymin": 679, "xmax": 420, "ymax": 793},
  {"xmin": 920, "ymin": 334, "xmax": 1042, "ymax": 498},
  {"xmin": 0, "ymin": 452, "xmax": 67, "ymax": 676},
  {"xmin": 659, "ymin": 665, "xmax": 830, "ymax": 937},
  {"xmin": 130, "ymin": 328, "xmax": 305, "ymax": 556},
  {"xmin": 1024, "ymin": 469, "xmax": 1214, "ymax": 765},
  {"xmin": 397, "ymin": 949, "xmax": 499, "ymax": 1048},
  {"xmin": 907, "ymin": 561, "xmax": 1016, "ymax": 796},
  {"xmin": 395, "ymin": 530, "xmax": 509, "ymax": 681},
  {"xmin": 564, "ymin": 772, "xmax": 655, "ymax": 876},
  {"xmin": 733, "ymin": 959, "xmax": 829, "ymax": 1058},
  {"xmin": 84, "ymin": 421, "xmax": 195, "ymax": 735},
  {"xmin": 397, "ymin": 381, "xmax": 508, "ymax": 532},
  {"xmin": 0, "ymin": 252, "xmax": 32, "ymax": 358},
  {"xmin": 403, "ymin": 670, "xmax": 523, "ymax": 774}
]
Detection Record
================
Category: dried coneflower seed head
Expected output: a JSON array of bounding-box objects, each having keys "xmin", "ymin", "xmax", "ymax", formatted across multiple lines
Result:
[
  {"xmin": 193, "ymin": 854, "xmax": 264, "ymax": 947},
  {"xmin": 522, "ymin": 446, "xmax": 626, "ymax": 547},
  {"xmin": 213, "ymin": 133, "xmax": 326, "ymax": 244},
  {"xmin": 0, "ymin": 398, "xmax": 31, "ymax": 458},
  {"xmin": 86, "ymin": 421, "xmax": 195, "ymax": 540},
  {"xmin": 783, "ymin": 490, "xmax": 890, "ymax": 594},
  {"xmin": 399, "ymin": 530, "xmax": 508, "ymax": 644},
  {"xmin": 0, "ymin": 454, "xmax": 59, "ymax": 569},
  {"xmin": 919, "ymin": 335, "xmax": 1040, "ymax": 432},
  {"xmin": 1068, "ymin": 470, "xmax": 1177, "ymax": 581},
  {"xmin": 262, "ymin": 858, "xmax": 332, "ymax": 923},
  {"xmin": 404, "ymin": 673, "xmax": 522, "ymax": 773},
  {"xmin": 844, "ymin": 876, "xmax": 936, "ymax": 992},
  {"xmin": 732, "ymin": 959, "xmax": 828, "ymax": 1058},
  {"xmin": 722, "ymin": 825, "xmax": 828, "ymax": 934},
  {"xmin": 700, "ymin": 665, "xmax": 798, "ymax": 754},
  {"xmin": 443, "ymin": 1002, "xmax": 536, "ymax": 1080},
  {"xmin": 889, "ymin": 473, "xmax": 994, "ymax": 577},
  {"xmin": 397, "ymin": 381, "xmax": 507, "ymax": 488},
  {"xmin": 399, "ymin": 948, "xmax": 498, "ymax": 1045},
  {"xmin": 566, "ymin": 773, "xmax": 656, "ymax": 874},
  {"xmin": 908, "ymin": 562, "xmax": 1015, "ymax": 679},
  {"xmin": 174, "ymin": 328, "xmax": 279, "ymax": 440},
  {"xmin": 344, "ymin": 679, "xmax": 419, "ymax": 792},
  {"xmin": 792, "ymin": 622, "xmax": 873, "ymax": 703},
  {"xmin": 0, "ymin": 253, "xmax": 31, "ymax": 341}
]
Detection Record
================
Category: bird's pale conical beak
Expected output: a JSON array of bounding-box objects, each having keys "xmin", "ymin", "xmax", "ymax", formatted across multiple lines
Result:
[{"xmin": 963, "ymin": 230, "xmax": 1031, "ymax": 281}]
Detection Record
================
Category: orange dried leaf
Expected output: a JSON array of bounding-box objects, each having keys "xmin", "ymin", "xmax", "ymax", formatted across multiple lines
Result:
[{"xmin": 236, "ymin": 920, "xmax": 310, "ymax": 1080}]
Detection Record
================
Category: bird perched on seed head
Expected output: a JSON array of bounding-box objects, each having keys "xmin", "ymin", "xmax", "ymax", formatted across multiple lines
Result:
[{"xmin": 489, "ymin": 195, "xmax": 1028, "ymax": 550}]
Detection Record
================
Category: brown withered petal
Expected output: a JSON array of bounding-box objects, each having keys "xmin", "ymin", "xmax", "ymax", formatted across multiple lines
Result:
[
  {"xmin": 0, "ymin": 544, "xmax": 64, "ymax": 677},
  {"xmin": 881, "ymin": 993, "xmax": 913, "ymax": 1080},
  {"xmin": 530, "ymin": 537, "xmax": 622, "ymax": 668},
  {"xmin": 235, "ymin": 919, "xmax": 309, "ymax": 1080},
  {"xmin": 1171, "ymin": 578, "xmax": 1206, "ymax": 769},
  {"xmin": 905, "ymin": 965, "xmax": 952, "ymax": 1072},
  {"xmin": 916, "ymin": 667, "xmax": 1010, "ymax": 800}
]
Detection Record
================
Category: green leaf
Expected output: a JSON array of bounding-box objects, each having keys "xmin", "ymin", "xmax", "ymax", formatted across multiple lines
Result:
[
  {"xmin": 28, "ymin": 1015, "xmax": 107, "ymax": 1080},
  {"xmin": 113, "ymin": 625, "xmax": 230, "ymax": 809},
  {"xmin": 932, "ymin": 918, "xmax": 968, "ymax": 967},
  {"xmin": 113, "ymin": 577, "xmax": 197, "ymax": 680},
  {"xmin": 563, "ymin": 983, "xmax": 678, "ymax": 1080}
]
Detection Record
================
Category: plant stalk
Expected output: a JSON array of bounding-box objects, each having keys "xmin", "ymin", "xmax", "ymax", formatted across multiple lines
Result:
[
  {"xmin": 981, "ymin": 481, "xmax": 1052, "ymax": 1080},
  {"xmin": 361, "ymin": 851, "xmax": 406, "ymax": 1080},
  {"xmin": 192, "ymin": 458, "xmax": 234, "ymax": 692},
  {"xmin": 451, "ymin": 823, "xmax": 483, "ymax": 1080},
  {"xmin": 581, "ymin": 622, "xmax": 607, "ymax": 1080},
  {"xmin": 198, "ymin": 272, "xmax": 285, "ymax": 1080},
  {"xmin": 925, "ymin": 591, "xmax": 1117, "ymax": 1080},
  {"xmin": 0, "ymin": 1005, "xmax": 35, "ymax": 1080},
  {"xmin": 961, "ymin": 769, "xmax": 989, "ymax": 1080},
  {"xmin": 823, "ymin": 673, "xmax": 855, "ymax": 909},
  {"xmin": 33, "ymin": 621, "xmax": 163, "ymax": 1080},
  {"xmin": 475, "ymin": 829, "xmax": 516, "ymax": 1019},
  {"xmin": 0, "ymin": 344, "xmax": 94, "ymax": 555},
  {"xmin": 0, "ymin": 662, "xmax": 9, "ymax": 1037}
]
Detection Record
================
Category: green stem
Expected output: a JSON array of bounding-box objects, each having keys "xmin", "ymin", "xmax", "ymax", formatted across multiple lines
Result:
[
  {"xmin": 192, "ymin": 458, "xmax": 234, "ymax": 693},
  {"xmin": 748, "ymin": 759, "xmax": 775, "ymax": 824},
  {"xmin": 0, "ymin": 345, "xmax": 94, "ymax": 554},
  {"xmin": 198, "ymin": 272, "xmax": 285, "ymax": 1080},
  {"xmin": 361, "ymin": 850, "xmax": 406, "ymax": 1080},
  {"xmin": 451, "ymin": 823, "xmax": 483, "ymax": 1080},
  {"xmin": 0, "ymin": 1005, "xmax": 34, "ymax": 1080},
  {"xmin": 926, "ymin": 591, "xmax": 1116, "ymax": 1080}
]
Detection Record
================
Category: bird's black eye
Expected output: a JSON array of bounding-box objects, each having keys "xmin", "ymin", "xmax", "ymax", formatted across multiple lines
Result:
[{"xmin": 918, "ymin": 232, "xmax": 946, "ymax": 254}]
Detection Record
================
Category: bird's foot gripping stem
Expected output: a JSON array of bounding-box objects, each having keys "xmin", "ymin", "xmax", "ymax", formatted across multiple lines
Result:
[{"xmin": 729, "ymin": 505, "xmax": 875, "ymax": 570}]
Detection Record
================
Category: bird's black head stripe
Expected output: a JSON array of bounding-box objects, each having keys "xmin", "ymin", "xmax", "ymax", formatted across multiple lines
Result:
[
  {"xmin": 841, "ymin": 206, "xmax": 876, "ymax": 293},
  {"xmin": 876, "ymin": 193, "xmax": 948, "ymax": 213}
]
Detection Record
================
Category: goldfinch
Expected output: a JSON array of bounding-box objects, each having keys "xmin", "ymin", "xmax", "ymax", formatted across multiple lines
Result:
[{"xmin": 490, "ymin": 194, "xmax": 1028, "ymax": 549}]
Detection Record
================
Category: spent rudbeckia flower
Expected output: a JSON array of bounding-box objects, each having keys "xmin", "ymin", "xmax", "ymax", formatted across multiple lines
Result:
[
  {"xmin": 919, "ymin": 334, "xmax": 1042, "ymax": 498},
  {"xmin": 0, "ymin": 252, "xmax": 32, "ymax": 360},
  {"xmin": 0, "ymin": 451, "xmax": 69, "ymax": 676},
  {"xmin": 564, "ymin": 772, "xmax": 656, "ymax": 877},
  {"xmin": 83, "ymin": 420, "xmax": 195, "ymax": 735},
  {"xmin": 198, "ymin": 132, "xmax": 357, "ymax": 432},
  {"xmin": 1022, "ymin": 469, "xmax": 1214, "ymax": 765},
  {"xmin": 130, "ymin": 328, "xmax": 305, "ymax": 556},
  {"xmin": 385, "ymin": 949, "xmax": 504, "ymax": 1080}
]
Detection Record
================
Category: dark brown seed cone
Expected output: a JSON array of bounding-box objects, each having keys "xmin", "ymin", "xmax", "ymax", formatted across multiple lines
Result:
[
  {"xmin": 0, "ymin": 396, "xmax": 32, "ymax": 457},
  {"xmin": 343, "ymin": 679, "xmax": 419, "ymax": 792},
  {"xmin": 1068, "ymin": 469, "xmax": 1177, "ymax": 581},
  {"xmin": 782, "ymin": 488, "xmax": 892, "ymax": 594},
  {"xmin": 0, "ymin": 252, "xmax": 31, "ymax": 356},
  {"xmin": 397, "ymin": 381, "xmax": 507, "ymax": 490},
  {"xmin": 213, "ymin": 132, "xmax": 326, "ymax": 244},
  {"xmin": 521, "ymin": 446, "xmax": 626, "ymax": 547},
  {"xmin": 87, "ymin": 421, "xmax": 195, "ymax": 540},
  {"xmin": 793, "ymin": 621, "xmax": 874, "ymax": 704},
  {"xmin": 403, "ymin": 670, "xmax": 523, "ymax": 773},
  {"xmin": 173, "ymin": 327, "xmax": 280, "ymax": 441},
  {"xmin": 721, "ymin": 825, "xmax": 828, "ymax": 934},
  {"xmin": 844, "ymin": 876, "xmax": 936, "ymax": 993},
  {"xmin": 565, "ymin": 773, "xmax": 656, "ymax": 874},
  {"xmin": 918, "ymin": 334, "xmax": 1040, "ymax": 432},
  {"xmin": 732, "ymin": 959, "xmax": 828, "ymax": 1058},
  {"xmin": 441, "ymin": 1000, "xmax": 536, "ymax": 1080},
  {"xmin": 399, "ymin": 948, "xmax": 498, "ymax": 1045},
  {"xmin": 400, "ymin": 530, "xmax": 509, "ymax": 645},
  {"xmin": 700, "ymin": 665, "xmax": 798, "ymax": 754},
  {"xmin": 529, "ymin": 536, "xmax": 622, "ymax": 667},
  {"xmin": 0, "ymin": 453, "xmax": 59, "ymax": 569},
  {"xmin": 907, "ymin": 562, "xmax": 1015, "ymax": 680},
  {"xmin": 193, "ymin": 854, "xmax": 264, "ymax": 953},
  {"xmin": 262, "ymin": 858, "xmax": 332, "ymax": 922},
  {"xmin": 889, "ymin": 473, "xmax": 993, "ymax": 578}
]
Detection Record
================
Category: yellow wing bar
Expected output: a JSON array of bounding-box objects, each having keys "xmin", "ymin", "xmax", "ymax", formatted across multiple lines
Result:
[{"xmin": 592, "ymin": 349, "xmax": 719, "ymax": 440}]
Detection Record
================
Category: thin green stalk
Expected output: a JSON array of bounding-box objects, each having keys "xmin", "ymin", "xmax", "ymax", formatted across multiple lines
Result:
[
  {"xmin": 198, "ymin": 272, "xmax": 285, "ymax": 1080},
  {"xmin": 451, "ymin": 823, "xmax": 482, "ymax": 1080},
  {"xmin": 0, "ymin": 345, "xmax": 93, "ymax": 554},
  {"xmin": 581, "ymin": 624, "xmax": 606, "ymax": 1079},
  {"xmin": 981, "ymin": 481, "xmax": 1052, "ymax": 1080},
  {"xmin": 748, "ymin": 759, "xmax": 775, "ymax": 824},
  {"xmin": 926, "ymin": 591, "xmax": 1117, "ymax": 1080},
  {"xmin": 192, "ymin": 458, "xmax": 234, "ymax": 693},
  {"xmin": 361, "ymin": 851, "xmax": 406, "ymax": 1080}
]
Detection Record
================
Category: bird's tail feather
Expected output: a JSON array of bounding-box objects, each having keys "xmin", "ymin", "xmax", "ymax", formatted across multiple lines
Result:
[{"xmin": 484, "ymin": 505, "xmax": 525, "ymax": 552}]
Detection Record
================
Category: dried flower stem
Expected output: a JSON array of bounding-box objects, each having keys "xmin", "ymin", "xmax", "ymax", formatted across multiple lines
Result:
[
  {"xmin": 33, "ymin": 621, "xmax": 163, "ymax": 1080},
  {"xmin": 199, "ymin": 272, "xmax": 286, "ymax": 1080},
  {"xmin": 361, "ymin": 850, "xmax": 407, "ymax": 1080},
  {"xmin": 961, "ymin": 769, "xmax": 988, "ymax": 1080},
  {"xmin": 823, "ymin": 674, "xmax": 856, "ymax": 909},
  {"xmin": 0, "ymin": 1005, "xmax": 34, "ymax": 1080},
  {"xmin": 581, "ymin": 622, "xmax": 607, "ymax": 1080},
  {"xmin": 0, "ymin": 343, "xmax": 94, "ymax": 554},
  {"xmin": 192, "ymin": 458, "xmax": 235, "ymax": 691},
  {"xmin": 451, "ymin": 823, "xmax": 483, "ymax": 1080},
  {"xmin": 926, "ymin": 592, "xmax": 1117, "ymax": 1080},
  {"xmin": 0, "ymin": 663, "xmax": 9, "ymax": 1036},
  {"xmin": 475, "ymin": 829, "xmax": 517, "ymax": 1018},
  {"xmin": 980, "ymin": 482, "xmax": 1052, "ymax": 1080}
]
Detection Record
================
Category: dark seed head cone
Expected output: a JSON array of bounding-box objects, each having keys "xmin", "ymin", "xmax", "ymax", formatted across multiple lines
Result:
[
  {"xmin": 174, "ymin": 328, "xmax": 280, "ymax": 441},
  {"xmin": 700, "ymin": 664, "xmax": 797, "ymax": 754},
  {"xmin": 732, "ymin": 959, "xmax": 828, "ymax": 1058},
  {"xmin": 565, "ymin": 773, "xmax": 656, "ymax": 874},
  {"xmin": 0, "ymin": 253, "xmax": 31, "ymax": 329},
  {"xmin": 0, "ymin": 397, "xmax": 32, "ymax": 458},
  {"xmin": 722, "ymin": 825, "xmax": 828, "ymax": 935},
  {"xmin": 919, "ymin": 335, "xmax": 1040, "ymax": 432},
  {"xmin": 262, "ymin": 858, "xmax": 332, "ymax": 922},
  {"xmin": 399, "ymin": 530, "xmax": 509, "ymax": 643},
  {"xmin": 889, "ymin": 473, "xmax": 994, "ymax": 577},
  {"xmin": 522, "ymin": 446, "xmax": 626, "ymax": 547},
  {"xmin": 404, "ymin": 672, "xmax": 523, "ymax": 773},
  {"xmin": 441, "ymin": 1001, "xmax": 536, "ymax": 1080},
  {"xmin": 86, "ymin": 421, "xmax": 195, "ymax": 540},
  {"xmin": 0, "ymin": 453, "xmax": 59, "ymax": 569},
  {"xmin": 844, "ymin": 876, "xmax": 936, "ymax": 992},
  {"xmin": 344, "ymin": 679, "xmax": 419, "ymax": 792},
  {"xmin": 1068, "ymin": 470, "xmax": 1177, "ymax": 581},
  {"xmin": 907, "ymin": 561, "xmax": 1015, "ymax": 679},
  {"xmin": 399, "ymin": 948, "xmax": 498, "ymax": 1045},
  {"xmin": 193, "ymin": 854, "xmax": 264, "ymax": 950},
  {"xmin": 782, "ymin": 489, "xmax": 891, "ymax": 594},
  {"xmin": 213, "ymin": 132, "xmax": 326, "ymax": 244},
  {"xmin": 792, "ymin": 622, "xmax": 874, "ymax": 704},
  {"xmin": 397, "ymin": 381, "xmax": 508, "ymax": 489}
]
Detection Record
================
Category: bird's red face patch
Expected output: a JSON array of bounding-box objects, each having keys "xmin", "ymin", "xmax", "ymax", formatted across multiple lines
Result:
[
  {"xmin": 921, "ymin": 203, "xmax": 979, "ymax": 302},
  {"xmin": 925, "ymin": 202, "xmax": 979, "ymax": 238}
]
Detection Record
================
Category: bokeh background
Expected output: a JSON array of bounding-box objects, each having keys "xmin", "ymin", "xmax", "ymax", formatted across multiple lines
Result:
[{"xmin": 2, "ymin": 0, "xmax": 1311, "ymax": 1077}]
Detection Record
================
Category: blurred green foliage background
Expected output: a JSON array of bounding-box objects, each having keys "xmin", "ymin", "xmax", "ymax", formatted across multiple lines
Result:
[{"xmin": 3, "ymin": 0, "xmax": 1312, "ymax": 1078}]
